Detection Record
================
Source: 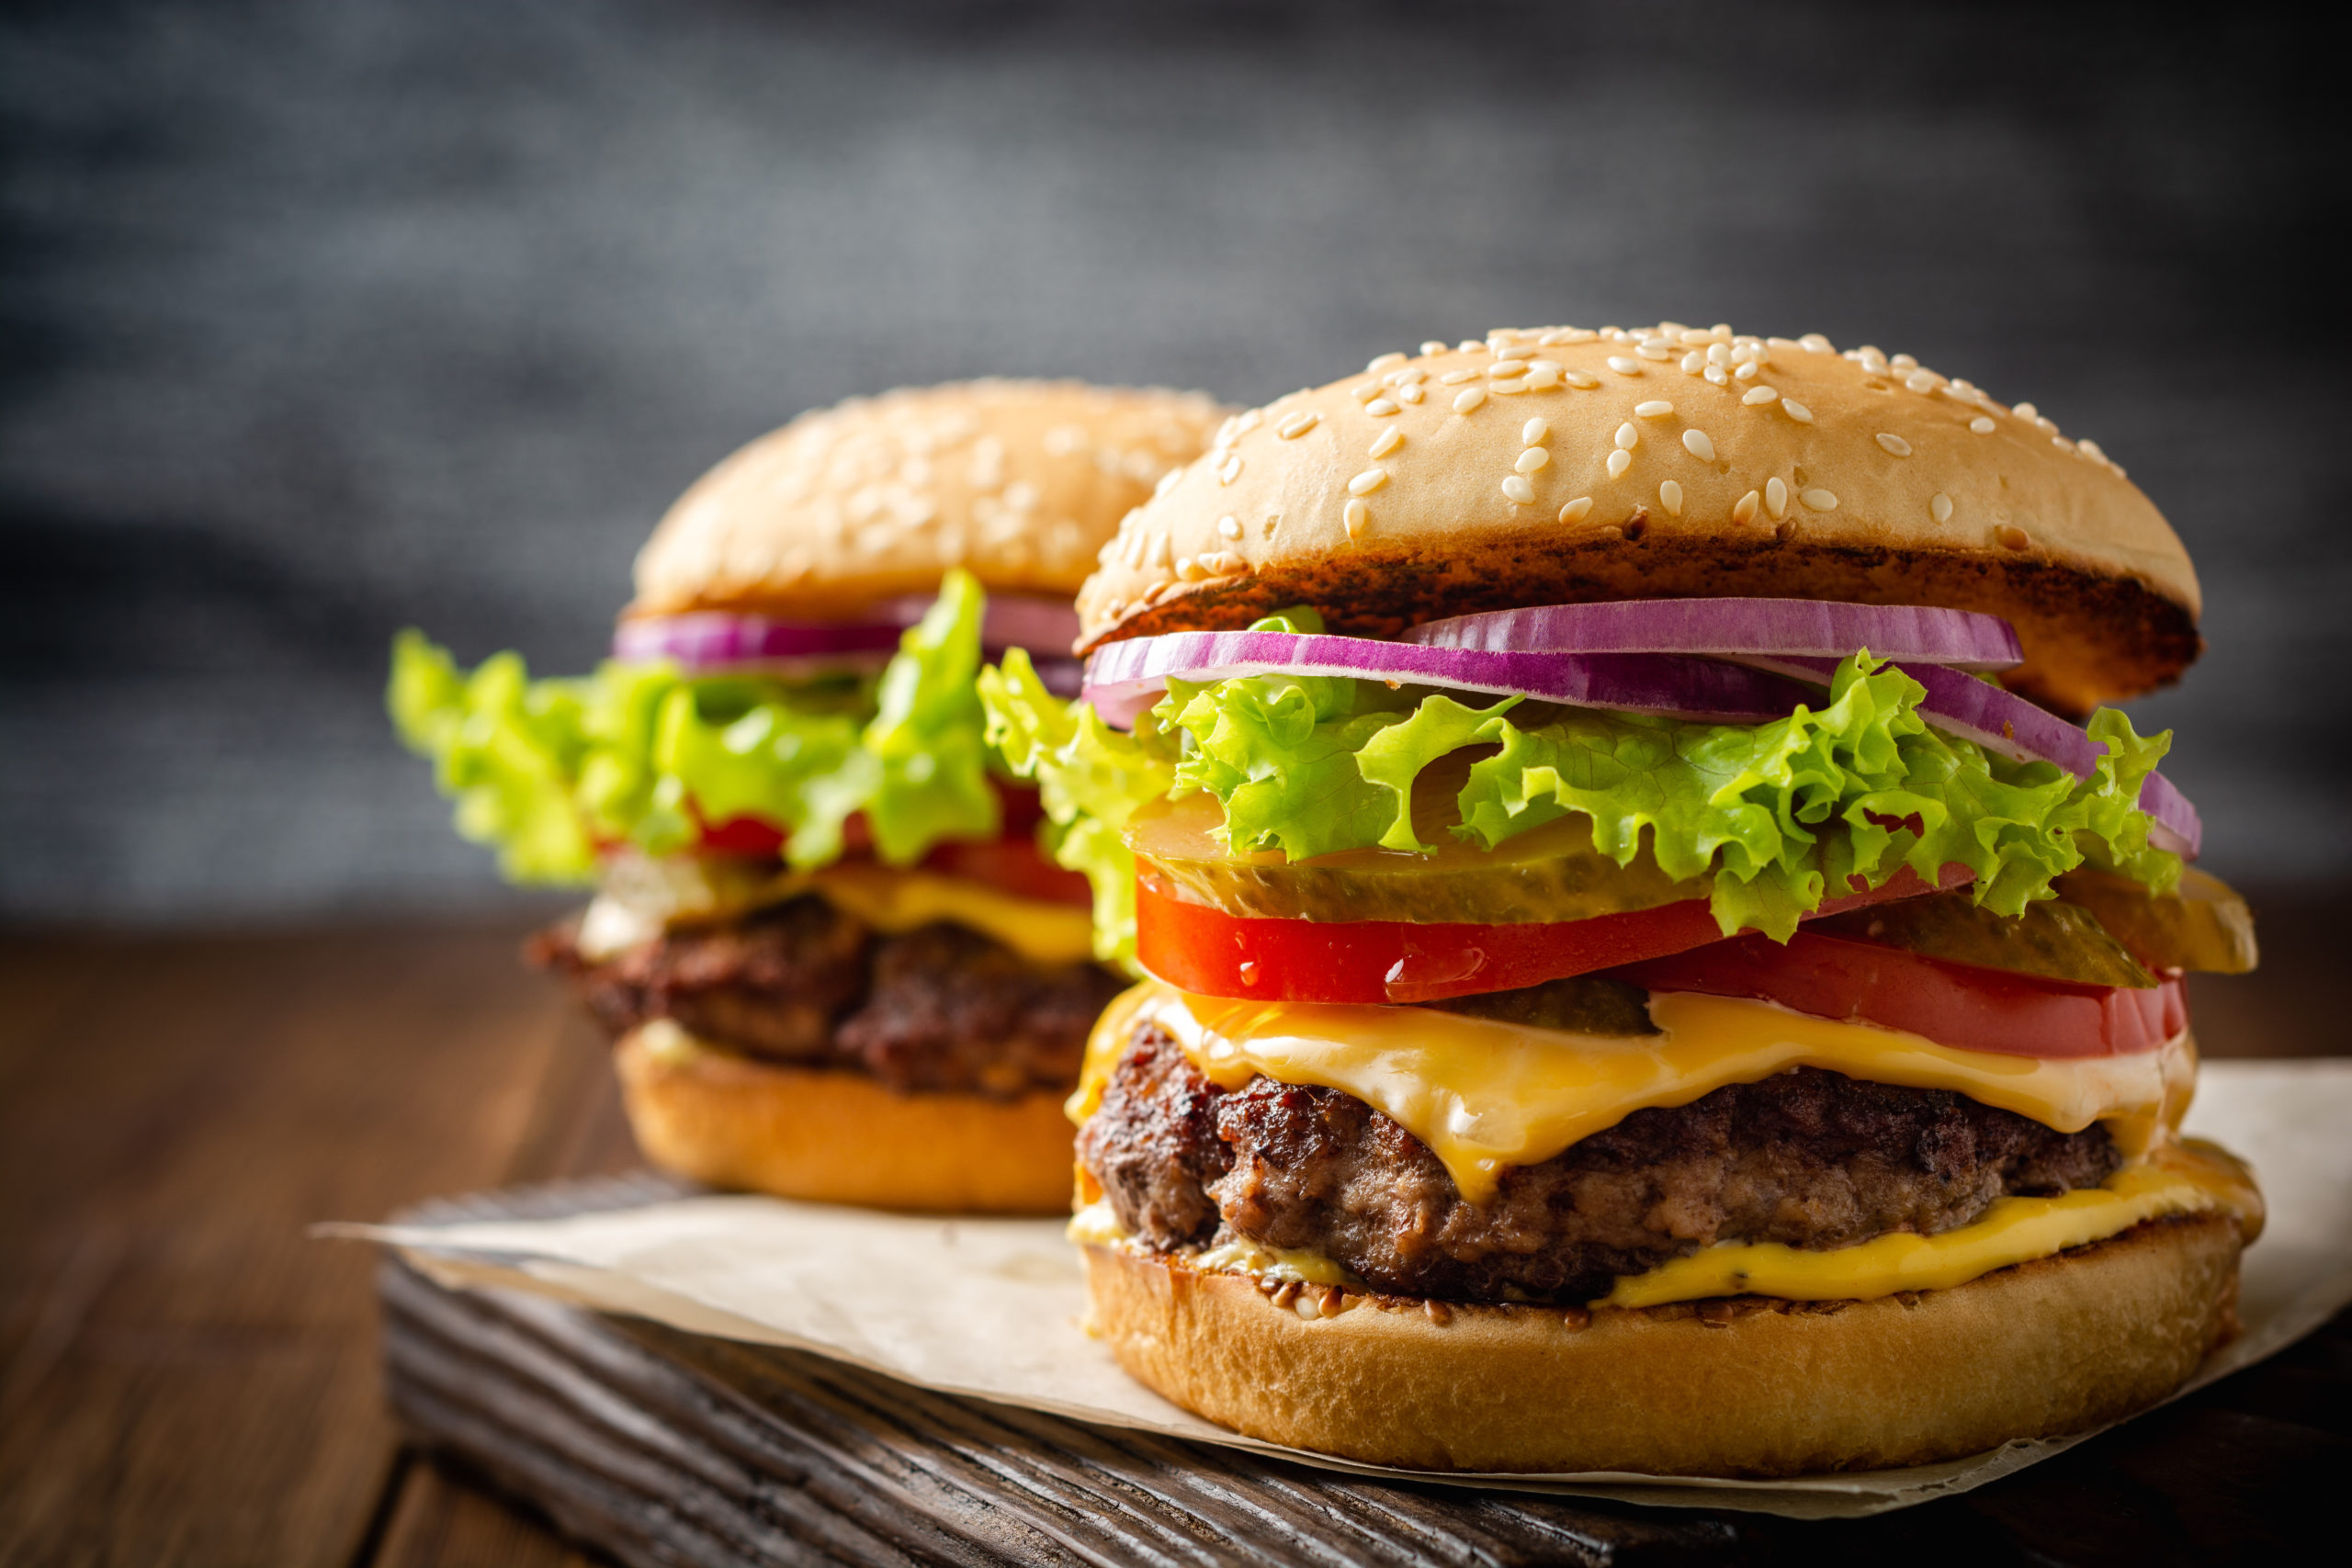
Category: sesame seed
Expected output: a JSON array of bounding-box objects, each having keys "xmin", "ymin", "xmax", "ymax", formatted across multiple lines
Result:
[
  {"xmin": 1743, "ymin": 386, "xmax": 1779, "ymax": 406},
  {"xmin": 1635, "ymin": 400, "xmax": 1674, "ymax": 419},
  {"xmin": 1733, "ymin": 490, "xmax": 1760, "ymax": 524},
  {"xmin": 1705, "ymin": 365, "xmax": 1728, "ymax": 386},
  {"xmin": 1905, "ymin": 370, "xmax": 1939, "ymax": 393},
  {"xmin": 1218, "ymin": 457, "xmax": 1243, "ymax": 484},
  {"xmin": 1615, "ymin": 422, "xmax": 1640, "ymax": 449},
  {"xmin": 1800, "ymin": 333, "xmax": 1834, "ymax": 353},
  {"xmin": 1453, "ymin": 388, "xmax": 1487, "ymax": 414},
  {"xmin": 1495, "ymin": 344, "xmax": 1536, "ymax": 361},
  {"xmin": 1681, "ymin": 351, "xmax": 1706, "ymax": 375},
  {"xmin": 1683, "ymin": 430, "xmax": 1716, "ymax": 461},
  {"xmin": 1875, "ymin": 433, "xmax": 1914, "ymax": 457},
  {"xmin": 1678, "ymin": 329, "xmax": 1712, "ymax": 346},
  {"xmin": 1516, "ymin": 447, "xmax": 1550, "ymax": 473},
  {"xmin": 1277, "ymin": 412, "xmax": 1319, "ymax": 439},
  {"xmin": 1608, "ymin": 356, "xmax": 1642, "ymax": 375},
  {"xmin": 1385, "ymin": 367, "xmax": 1426, "ymax": 385},
  {"xmin": 1522, "ymin": 418, "xmax": 1549, "ymax": 444},
  {"xmin": 1368, "ymin": 428, "xmax": 1403, "ymax": 458},
  {"xmin": 1490, "ymin": 379, "xmax": 1528, "ymax": 395},
  {"xmin": 1996, "ymin": 524, "xmax": 2030, "ymax": 550},
  {"xmin": 1176, "ymin": 556, "xmax": 1201, "ymax": 581},
  {"xmin": 1607, "ymin": 448, "xmax": 1634, "ymax": 479},
  {"xmin": 1397, "ymin": 385, "xmax": 1425, "ymax": 404},
  {"xmin": 1367, "ymin": 352, "xmax": 1407, "ymax": 372},
  {"xmin": 1658, "ymin": 479, "xmax": 1684, "ymax": 516},
  {"xmin": 1545, "ymin": 328, "xmax": 1598, "ymax": 344},
  {"xmin": 1344, "ymin": 499, "xmax": 1369, "ymax": 538},
  {"xmin": 1366, "ymin": 398, "xmax": 1400, "ymax": 416},
  {"xmin": 1782, "ymin": 400, "xmax": 1815, "ymax": 423},
  {"xmin": 1522, "ymin": 367, "xmax": 1561, "ymax": 389},
  {"xmin": 1891, "ymin": 353, "xmax": 1917, "ymax": 370},
  {"xmin": 1801, "ymin": 487, "xmax": 1838, "ymax": 511},
  {"xmin": 1154, "ymin": 467, "xmax": 1185, "ymax": 496},
  {"xmin": 1458, "ymin": 339, "xmax": 1483, "ymax": 353},
  {"xmin": 1351, "ymin": 382, "xmax": 1381, "ymax": 402},
  {"xmin": 1636, "ymin": 342, "xmax": 1674, "ymax": 361},
  {"xmin": 1970, "ymin": 416, "xmax": 1996, "ymax": 435},
  {"xmin": 1766, "ymin": 477, "xmax": 1789, "ymax": 518},
  {"xmin": 1563, "ymin": 369, "xmax": 1600, "ymax": 389},
  {"xmin": 1218, "ymin": 514, "xmax": 1242, "ymax": 539},
  {"xmin": 1420, "ymin": 340, "xmax": 1449, "ymax": 356},
  {"xmin": 1348, "ymin": 468, "xmax": 1388, "ymax": 496},
  {"xmin": 2012, "ymin": 401, "xmax": 2039, "ymax": 421},
  {"xmin": 1733, "ymin": 362, "xmax": 1759, "ymax": 381},
  {"xmin": 2052, "ymin": 434, "xmax": 2076, "ymax": 453},
  {"xmin": 1930, "ymin": 492, "xmax": 1953, "ymax": 524},
  {"xmin": 1441, "ymin": 368, "xmax": 1479, "ymax": 385},
  {"xmin": 1559, "ymin": 496, "xmax": 1594, "ymax": 522},
  {"xmin": 1501, "ymin": 474, "xmax": 1536, "ymax": 504}
]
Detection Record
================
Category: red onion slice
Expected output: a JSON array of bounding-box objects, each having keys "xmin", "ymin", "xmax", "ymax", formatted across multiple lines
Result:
[
  {"xmin": 1408, "ymin": 597, "xmax": 2023, "ymax": 671},
  {"xmin": 1740, "ymin": 655, "xmax": 2201, "ymax": 858},
  {"xmin": 1081, "ymin": 630, "xmax": 1813, "ymax": 728},
  {"xmin": 615, "ymin": 595, "xmax": 1082, "ymax": 673}
]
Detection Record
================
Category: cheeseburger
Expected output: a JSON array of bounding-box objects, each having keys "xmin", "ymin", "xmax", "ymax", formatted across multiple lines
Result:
[
  {"xmin": 986, "ymin": 326, "xmax": 2264, "ymax": 1474},
  {"xmin": 393, "ymin": 380, "xmax": 1226, "ymax": 1212}
]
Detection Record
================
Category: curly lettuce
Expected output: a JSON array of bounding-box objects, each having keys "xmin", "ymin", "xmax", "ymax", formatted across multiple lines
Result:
[
  {"xmin": 390, "ymin": 569, "xmax": 1000, "ymax": 884},
  {"xmin": 978, "ymin": 648, "xmax": 1177, "ymax": 964},
  {"xmin": 1150, "ymin": 615, "xmax": 2180, "ymax": 941}
]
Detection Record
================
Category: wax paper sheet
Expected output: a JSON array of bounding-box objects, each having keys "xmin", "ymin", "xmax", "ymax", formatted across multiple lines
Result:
[{"xmin": 329, "ymin": 1060, "xmax": 2352, "ymax": 1519}]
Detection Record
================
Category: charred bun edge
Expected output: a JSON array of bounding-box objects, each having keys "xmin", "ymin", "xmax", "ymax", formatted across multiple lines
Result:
[{"xmin": 1082, "ymin": 534, "xmax": 2200, "ymax": 716}]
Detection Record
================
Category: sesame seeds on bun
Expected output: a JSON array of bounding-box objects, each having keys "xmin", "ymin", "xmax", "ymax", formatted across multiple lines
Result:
[
  {"xmin": 630, "ymin": 379, "xmax": 1230, "ymax": 622},
  {"xmin": 1077, "ymin": 326, "xmax": 2201, "ymax": 712}
]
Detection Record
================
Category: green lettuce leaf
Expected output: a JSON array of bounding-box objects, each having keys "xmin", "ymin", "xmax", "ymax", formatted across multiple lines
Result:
[
  {"xmin": 979, "ymin": 648, "xmax": 1177, "ymax": 964},
  {"xmin": 390, "ymin": 570, "xmax": 1001, "ymax": 884},
  {"xmin": 1151, "ymin": 629, "xmax": 2182, "ymax": 942}
]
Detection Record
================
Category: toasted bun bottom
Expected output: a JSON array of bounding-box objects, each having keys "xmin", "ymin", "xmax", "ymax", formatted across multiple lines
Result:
[
  {"xmin": 1083, "ymin": 1214, "xmax": 2242, "ymax": 1476},
  {"xmin": 616, "ymin": 1030, "xmax": 1074, "ymax": 1214}
]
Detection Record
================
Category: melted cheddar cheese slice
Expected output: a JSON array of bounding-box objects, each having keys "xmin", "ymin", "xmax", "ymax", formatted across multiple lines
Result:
[
  {"xmin": 1082, "ymin": 980, "xmax": 2197, "ymax": 1204},
  {"xmin": 582, "ymin": 862, "xmax": 1097, "ymax": 964}
]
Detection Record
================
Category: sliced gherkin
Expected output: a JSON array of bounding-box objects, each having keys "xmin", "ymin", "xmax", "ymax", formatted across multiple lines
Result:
[
  {"xmin": 2052, "ymin": 865, "xmax": 2258, "ymax": 976},
  {"xmin": 1811, "ymin": 892, "xmax": 2157, "ymax": 987},
  {"xmin": 1125, "ymin": 787, "xmax": 1702, "ymax": 926}
]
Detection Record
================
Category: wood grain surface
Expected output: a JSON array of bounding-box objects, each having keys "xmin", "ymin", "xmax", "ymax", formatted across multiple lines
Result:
[{"xmin": 0, "ymin": 897, "xmax": 2343, "ymax": 1565}]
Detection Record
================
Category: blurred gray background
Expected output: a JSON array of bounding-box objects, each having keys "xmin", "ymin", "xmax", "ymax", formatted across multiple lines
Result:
[{"xmin": 5, "ymin": 0, "xmax": 2346, "ymax": 922}]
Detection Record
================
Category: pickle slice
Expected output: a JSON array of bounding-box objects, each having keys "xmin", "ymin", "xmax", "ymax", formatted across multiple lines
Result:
[
  {"xmin": 2052, "ymin": 865, "xmax": 2259, "ymax": 975},
  {"xmin": 1125, "ymin": 787, "xmax": 1703, "ymax": 925},
  {"xmin": 1810, "ymin": 891, "xmax": 2157, "ymax": 987}
]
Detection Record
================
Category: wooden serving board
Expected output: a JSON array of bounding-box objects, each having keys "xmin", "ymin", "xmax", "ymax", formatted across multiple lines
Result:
[{"xmin": 379, "ymin": 1180, "xmax": 2346, "ymax": 1567}]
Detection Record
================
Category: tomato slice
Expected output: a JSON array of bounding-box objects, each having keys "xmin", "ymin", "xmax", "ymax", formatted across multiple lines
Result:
[
  {"xmin": 1134, "ymin": 864, "xmax": 1968, "ymax": 1005},
  {"xmin": 922, "ymin": 837, "xmax": 1093, "ymax": 908},
  {"xmin": 1618, "ymin": 930, "xmax": 2186, "ymax": 1058},
  {"xmin": 687, "ymin": 785, "xmax": 1086, "ymax": 906}
]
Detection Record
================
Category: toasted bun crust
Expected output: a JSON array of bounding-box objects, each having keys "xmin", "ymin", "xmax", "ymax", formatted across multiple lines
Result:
[
  {"xmin": 1078, "ymin": 327, "xmax": 2199, "ymax": 711},
  {"xmin": 630, "ymin": 380, "xmax": 1228, "ymax": 620},
  {"xmin": 1083, "ymin": 1213, "xmax": 2242, "ymax": 1476},
  {"xmin": 616, "ymin": 1030, "xmax": 1074, "ymax": 1214}
]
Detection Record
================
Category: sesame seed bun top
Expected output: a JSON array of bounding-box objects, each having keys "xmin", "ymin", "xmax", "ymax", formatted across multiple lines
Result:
[
  {"xmin": 1077, "ymin": 326, "xmax": 2201, "ymax": 713},
  {"xmin": 629, "ymin": 379, "xmax": 1230, "ymax": 621}
]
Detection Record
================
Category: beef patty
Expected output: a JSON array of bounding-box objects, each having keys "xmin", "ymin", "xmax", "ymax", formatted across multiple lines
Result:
[
  {"xmin": 1079, "ymin": 1021, "xmax": 2121, "ymax": 1303},
  {"xmin": 530, "ymin": 895, "xmax": 1124, "ymax": 1098}
]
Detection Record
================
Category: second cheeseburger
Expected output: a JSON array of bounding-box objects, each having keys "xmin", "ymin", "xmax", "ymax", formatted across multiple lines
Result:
[
  {"xmin": 393, "ymin": 379, "xmax": 1225, "ymax": 1213},
  {"xmin": 989, "ymin": 326, "xmax": 2264, "ymax": 1474}
]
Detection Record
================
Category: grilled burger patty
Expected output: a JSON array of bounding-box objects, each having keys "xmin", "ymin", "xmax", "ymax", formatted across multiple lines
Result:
[
  {"xmin": 1080, "ymin": 1021, "xmax": 2121, "ymax": 1303},
  {"xmin": 531, "ymin": 895, "xmax": 1125, "ymax": 1098}
]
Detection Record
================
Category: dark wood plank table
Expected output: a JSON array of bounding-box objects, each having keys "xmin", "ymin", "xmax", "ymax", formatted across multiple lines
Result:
[{"xmin": 0, "ymin": 891, "xmax": 2345, "ymax": 1566}]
